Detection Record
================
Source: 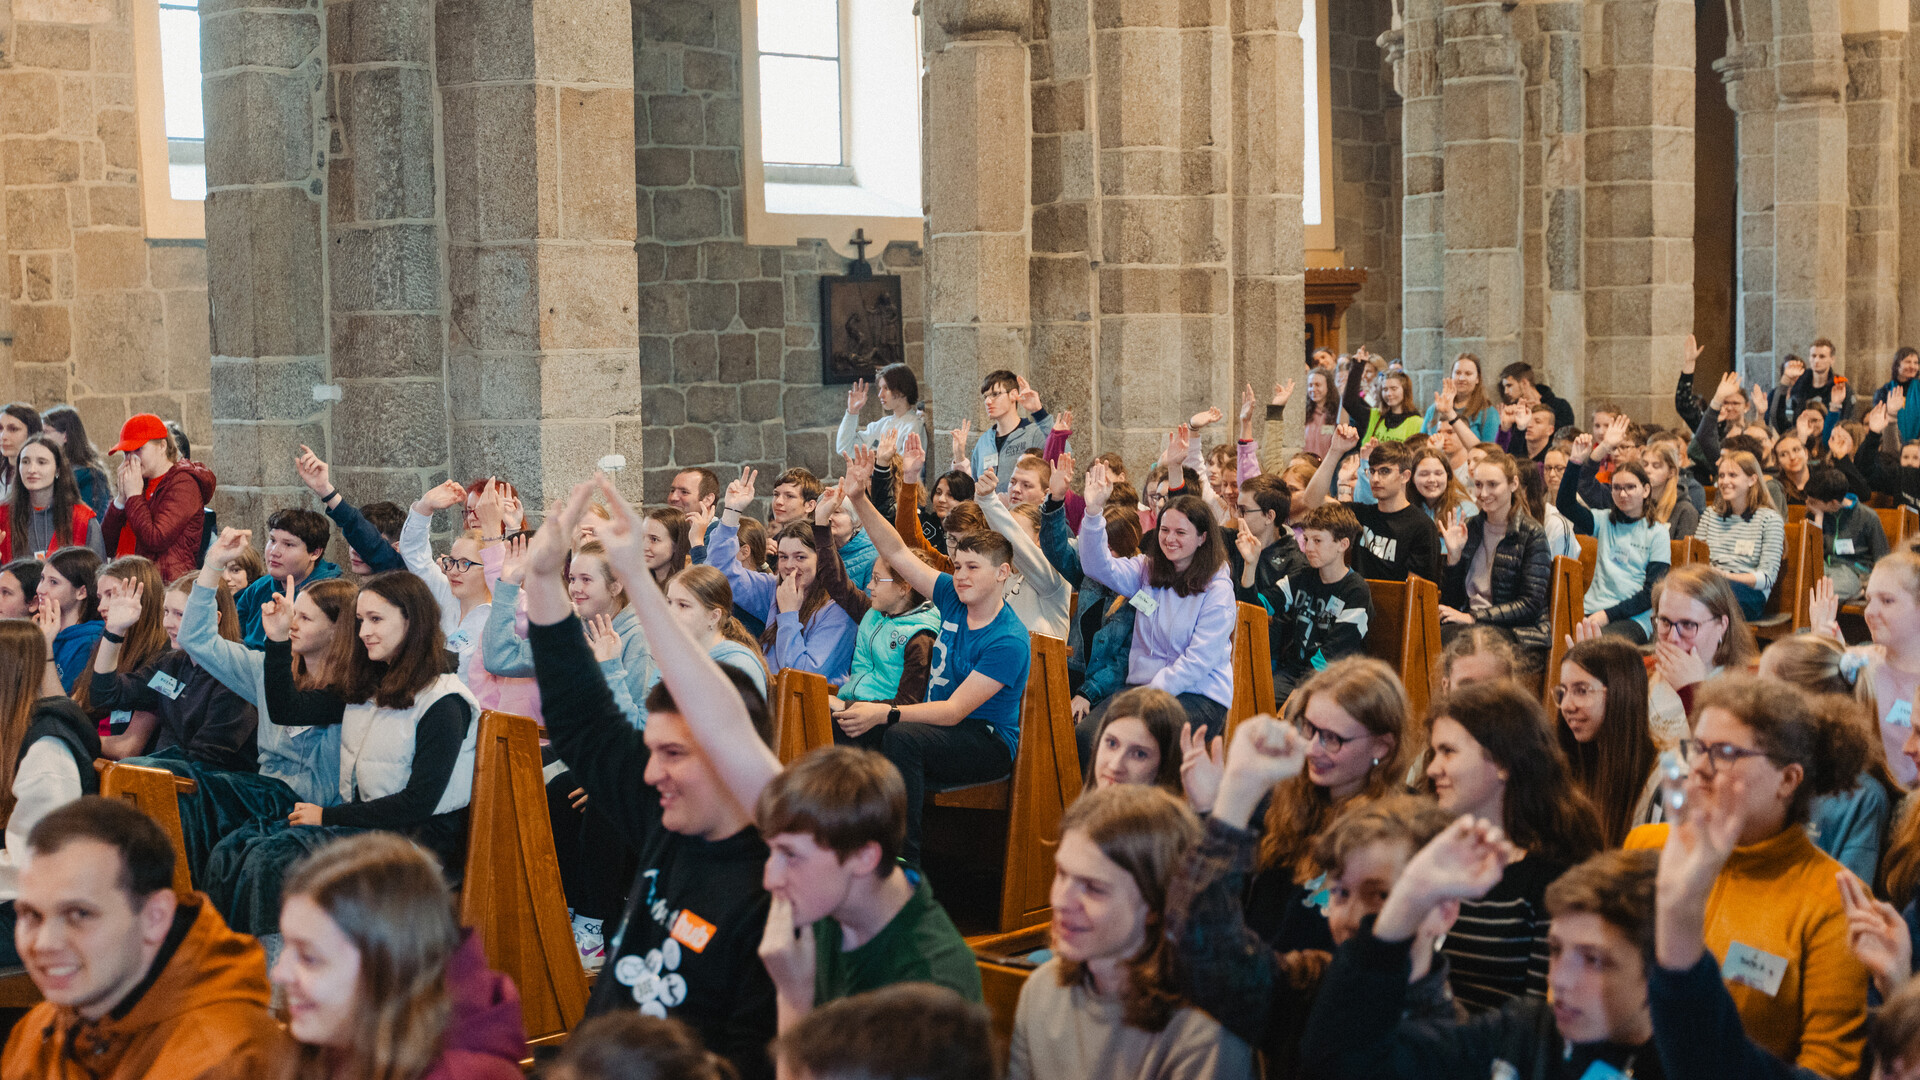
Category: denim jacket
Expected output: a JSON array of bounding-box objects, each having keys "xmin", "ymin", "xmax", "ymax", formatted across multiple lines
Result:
[{"xmin": 1039, "ymin": 498, "xmax": 1137, "ymax": 704}]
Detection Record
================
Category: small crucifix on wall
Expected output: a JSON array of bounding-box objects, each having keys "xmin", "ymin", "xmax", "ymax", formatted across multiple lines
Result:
[{"xmin": 820, "ymin": 229, "xmax": 905, "ymax": 385}]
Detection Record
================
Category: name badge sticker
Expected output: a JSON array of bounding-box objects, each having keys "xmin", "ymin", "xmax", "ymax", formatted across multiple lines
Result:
[
  {"xmin": 146, "ymin": 671, "xmax": 184, "ymax": 700},
  {"xmin": 1836, "ymin": 538, "xmax": 1857, "ymax": 555},
  {"xmin": 1722, "ymin": 940, "xmax": 1789, "ymax": 997},
  {"xmin": 1734, "ymin": 538, "xmax": 1758, "ymax": 557},
  {"xmin": 669, "ymin": 908, "xmax": 717, "ymax": 953},
  {"xmin": 1129, "ymin": 593, "xmax": 1159, "ymax": 617},
  {"xmin": 1890, "ymin": 699, "xmax": 1914, "ymax": 729}
]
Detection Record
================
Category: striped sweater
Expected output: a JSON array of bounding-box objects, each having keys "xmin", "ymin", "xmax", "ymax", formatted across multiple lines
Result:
[
  {"xmin": 1439, "ymin": 852, "xmax": 1564, "ymax": 1013},
  {"xmin": 1697, "ymin": 505, "xmax": 1786, "ymax": 593}
]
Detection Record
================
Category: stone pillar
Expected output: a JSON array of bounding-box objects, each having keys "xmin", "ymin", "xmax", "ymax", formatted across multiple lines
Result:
[
  {"xmin": 437, "ymin": 0, "xmax": 639, "ymax": 504},
  {"xmin": 1397, "ymin": 0, "xmax": 1445, "ymax": 374},
  {"xmin": 203, "ymin": 0, "xmax": 331, "ymax": 532},
  {"xmin": 1719, "ymin": 16, "xmax": 1775, "ymax": 379},
  {"xmin": 1844, "ymin": 30, "xmax": 1901, "ymax": 380},
  {"xmin": 1438, "ymin": 0, "xmax": 1525, "ymax": 381},
  {"xmin": 923, "ymin": 0, "xmax": 1030, "ymax": 473},
  {"xmin": 1901, "ymin": 7, "xmax": 1920, "ymax": 349},
  {"xmin": 325, "ymin": 0, "xmax": 448, "ymax": 511},
  {"xmin": 1770, "ymin": 4, "xmax": 1848, "ymax": 364},
  {"xmin": 1233, "ymin": 0, "xmax": 1306, "ymax": 457},
  {"xmin": 1535, "ymin": 3, "xmax": 1585, "ymax": 396},
  {"xmin": 1028, "ymin": 0, "xmax": 1098, "ymax": 440},
  {"xmin": 1583, "ymin": 0, "xmax": 1694, "ymax": 422}
]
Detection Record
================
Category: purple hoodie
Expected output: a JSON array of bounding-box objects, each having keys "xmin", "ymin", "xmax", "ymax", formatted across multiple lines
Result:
[
  {"xmin": 419, "ymin": 930, "xmax": 528, "ymax": 1080},
  {"xmin": 1076, "ymin": 512, "xmax": 1238, "ymax": 708}
]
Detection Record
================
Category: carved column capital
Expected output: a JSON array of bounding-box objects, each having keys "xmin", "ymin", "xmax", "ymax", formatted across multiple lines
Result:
[{"xmin": 929, "ymin": 0, "xmax": 1025, "ymax": 38}]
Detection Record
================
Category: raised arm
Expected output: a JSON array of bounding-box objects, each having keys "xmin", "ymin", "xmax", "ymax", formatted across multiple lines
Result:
[
  {"xmin": 403, "ymin": 480, "xmax": 471, "ymax": 628},
  {"xmin": 298, "ymin": 445, "xmax": 404, "ymax": 574},
  {"xmin": 1075, "ymin": 465, "xmax": 1146, "ymax": 595},
  {"xmin": 844, "ymin": 445, "xmax": 941, "ymax": 600},
  {"xmin": 977, "ymin": 480, "xmax": 1061, "ymax": 589},
  {"xmin": 1303, "ymin": 424, "xmax": 1361, "ymax": 510},
  {"xmin": 184, "ymin": 529, "xmax": 266, "ymax": 705}
]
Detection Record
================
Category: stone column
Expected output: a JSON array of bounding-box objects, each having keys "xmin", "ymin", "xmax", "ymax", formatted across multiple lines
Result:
[
  {"xmin": 325, "ymin": 0, "xmax": 448, "ymax": 510},
  {"xmin": 437, "ymin": 0, "xmax": 639, "ymax": 504},
  {"xmin": 1535, "ymin": 3, "xmax": 1585, "ymax": 395},
  {"xmin": 1233, "ymin": 0, "xmax": 1306, "ymax": 456},
  {"xmin": 1028, "ymin": 0, "xmax": 1098, "ymax": 436},
  {"xmin": 1719, "ymin": 19, "xmax": 1774, "ymax": 379},
  {"xmin": 1770, "ymin": 4, "xmax": 1848, "ymax": 364},
  {"xmin": 1844, "ymin": 30, "xmax": 1901, "ymax": 379},
  {"xmin": 1583, "ymin": 0, "xmax": 1694, "ymax": 422},
  {"xmin": 923, "ymin": 0, "xmax": 1030, "ymax": 473},
  {"xmin": 202, "ymin": 0, "xmax": 331, "ymax": 532},
  {"xmin": 1902, "ymin": 8, "xmax": 1920, "ymax": 349},
  {"xmin": 1397, "ymin": 0, "xmax": 1445, "ymax": 374},
  {"xmin": 1438, "ymin": 0, "xmax": 1525, "ymax": 381}
]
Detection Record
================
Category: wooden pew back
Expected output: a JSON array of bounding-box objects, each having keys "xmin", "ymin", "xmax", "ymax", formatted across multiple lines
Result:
[
  {"xmin": 1228, "ymin": 602, "xmax": 1277, "ymax": 738},
  {"xmin": 772, "ymin": 667, "xmax": 835, "ymax": 763},
  {"xmin": 1364, "ymin": 576, "xmax": 1442, "ymax": 718},
  {"xmin": 96, "ymin": 761, "xmax": 196, "ymax": 896},
  {"xmin": 1541, "ymin": 555, "xmax": 1586, "ymax": 708},
  {"xmin": 459, "ymin": 710, "xmax": 589, "ymax": 1047},
  {"xmin": 1752, "ymin": 521, "xmax": 1815, "ymax": 640}
]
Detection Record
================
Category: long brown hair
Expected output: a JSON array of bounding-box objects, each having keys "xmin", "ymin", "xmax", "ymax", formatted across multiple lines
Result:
[
  {"xmin": 1427, "ymin": 681, "xmax": 1605, "ymax": 865},
  {"xmin": 645, "ymin": 507, "xmax": 692, "ymax": 584},
  {"xmin": 1451, "ymin": 352, "xmax": 1493, "ymax": 418},
  {"xmin": 1259, "ymin": 657, "xmax": 1409, "ymax": 878},
  {"xmin": 667, "ymin": 566, "xmax": 770, "ymax": 678},
  {"xmin": 297, "ymin": 579, "xmax": 360, "ymax": 693},
  {"xmin": 1410, "ymin": 446, "xmax": 1470, "ymax": 521},
  {"xmin": 1147, "ymin": 495, "xmax": 1226, "ymax": 597},
  {"xmin": 276, "ymin": 833, "xmax": 461, "ymax": 1080},
  {"xmin": 1652, "ymin": 564, "xmax": 1759, "ymax": 670},
  {"xmin": 1082, "ymin": 686, "xmax": 1187, "ymax": 793},
  {"xmin": 72, "ymin": 556, "xmax": 167, "ymax": 713},
  {"xmin": 0, "ymin": 620, "xmax": 48, "ymax": 820},
  {"xmin": 8, "ymin": 434, "xmax": 84, "ymax": 553},
  {"xmin": 1054, "ymin": 785, "xmax": 1200, "ymax": 1033},
  {"xmin": 760, "ymin": 522, "xmax": 834, "ymax": 652},
  {"xmin": 342, "ymin": 573, "xmax": 447, "ymax": 709},
  {"xmin": 1557, "ymin": 637, "xmax": 1656, "ymax": 847}
]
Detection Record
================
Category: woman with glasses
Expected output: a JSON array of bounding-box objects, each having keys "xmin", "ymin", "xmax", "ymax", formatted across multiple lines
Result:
[
  {"xmin": 1645, "ymin": 565, "xmax": 1760, "ymax": 750},
  {"xmin": 1759, "ymin": 634, "xmax": 1893, "ymax": 884},
  {"xmin": 1558, "ymin": 443, "xmax": 1671, "ymax": 644},
  {"xmin": 1423, "ymin": 680, "xmax": 1604, "ymax": 1012},
  {"xmin": 1555, "ymin": 636, "xmax": 1660, "ymax": 847},
  {"xmin": 1699, "ymin": 450, "xmax": 1785, "ymax": 620},
  {"xmin": 401, "ymin": 480, "xmax": 495, "ymax": 686},
  {"xmin": 1239, "ymin": 656, "xmax": 1408, "ymax": 954},
  {"xmin": 1624, "ymin": 676, "xmax": 1872, "ymax": 1079}
]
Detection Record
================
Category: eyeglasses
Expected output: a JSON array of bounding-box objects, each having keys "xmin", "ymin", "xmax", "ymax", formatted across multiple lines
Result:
[
  {"xmin": 1654, "ymin": 615, "xmax": 1705, "ymax": 638},
  {"xmin": 1300, "ymin": 718, "xmax": 1358, "ymax": 753},
  {"xmin": 1367, "ymin": 464, "xmax": 1398, "ymax": 476},
  {"xmin": 870, "ymin": 575, "xmax": 898, "ymax": 585},
  {"xmin": 437, "ymin": 556, "xmax": 480, "ymax": 573},
  {"xmin": 1677, "ymin": 739, "xmax": 1774, "ymax": 775},
  {"xmin": 1552, "ymin": 681, "xmax": 1602, "ymax": 704}
]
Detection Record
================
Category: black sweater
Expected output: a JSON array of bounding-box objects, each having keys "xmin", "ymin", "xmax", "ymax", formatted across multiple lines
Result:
[
  {"xmin": 260, "ymin": 639, "xmax": 470, "ymax": 865},
  {"xmin": 88, "ymin": 651, "xmax": 259, "ymax": 773},
  {"xmin": 1300, "ymin": 923, "xmax": 1665, "ymax": 1080},
  {"xmin": 529, "ymin": 615, "xmax": 776, "ymax": 1080}
]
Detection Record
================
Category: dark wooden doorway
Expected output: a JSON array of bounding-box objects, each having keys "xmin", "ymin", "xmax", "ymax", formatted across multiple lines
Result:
[{"xmin": 1695, "ymin": 0, "xmax": 1739, "ymax": 386}]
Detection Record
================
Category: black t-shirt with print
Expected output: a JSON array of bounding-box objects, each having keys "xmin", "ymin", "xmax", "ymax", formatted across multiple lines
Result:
[{"xmin": 1350, "ymin": 502, "xmax": 1443, "ymax": 584}]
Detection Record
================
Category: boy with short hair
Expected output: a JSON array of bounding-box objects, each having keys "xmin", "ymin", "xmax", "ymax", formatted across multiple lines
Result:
[
  {"xmin": 1005, "ymin": 453, "xmax": 1050, "ymax": 510},
  {"xmin": 839, "ymin": 446, "xmax": 1032, "ymax": 867},
  {"xmin": 754, "ymin": 747, "xmax": 981, "ymax": 1033},
  {"xmin": 771, "ymin": 468, "xmax": 824, "ymax": 526},
  {"xmin": 1303, "ymin": 427, "xmax": 1443, "ymax": 584},
  {"xmin": 969, "ymin": 370, "xmax": 1053, "ymax": 491},
  {"xmin": 1271, "ymin": 502, "xmax": 1374, "ymax": 698},
  {"xmin": 1803, "ymin": 464, "xmax": 1887, "ymax": 601},
  {"xmin": 234, "ymin": 506, "xmax": 340, "ymax": 647},
  {"xmin": 1498, "ymin": 361, "xmax": 1576, "ymax": 429}
]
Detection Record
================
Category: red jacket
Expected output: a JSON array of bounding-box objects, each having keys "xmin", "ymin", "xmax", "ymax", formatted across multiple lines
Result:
[
  {"xmin": 419, "ymin": 930, "xmax": 527, "ymax": 1080},
  {"xmin": 102, "ymin": 459, "xmax": 216, "ymax": 579},
  {"xmin": 0, "ymin": 499, "xmax": 95, "ymax": 562}
]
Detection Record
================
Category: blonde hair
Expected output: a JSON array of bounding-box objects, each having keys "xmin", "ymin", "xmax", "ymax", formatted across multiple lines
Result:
[
  {"xmin": 1450, "ymin": 352, "xmax": 1493, "ymax": 418},
  {"xmin": 1644, "ymin": 442, "xmax": 1682, "ymax": 526},
  {"xmin": 667, "ymin": 565, "xmax": 770, "ymax": 678},
  {"xmin": 1652, "ymin": 564, "xmax": 1759, "ymax": 670}
]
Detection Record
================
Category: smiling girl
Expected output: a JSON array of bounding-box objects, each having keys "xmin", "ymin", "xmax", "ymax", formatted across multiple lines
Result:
[
  {"xmin": 1081, "ymin": 686, "xmax": 1186, "ymax": 793},
  {"xmin": 1555, "ymin": 636, "xmax": 1659, "ymax": 847},
  {"xmin": 1, "ymin": 434, "xmax": 99, "ymax": 562}
]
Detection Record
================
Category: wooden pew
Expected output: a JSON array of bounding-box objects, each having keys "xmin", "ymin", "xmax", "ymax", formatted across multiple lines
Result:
[
  {"xmin": 928, "ymin": 634, "xmax": 1079, "ymax": 934},
  {"xmin": 1227, "ymin": 602, "xmax": 1277, "ymax": 737},
  {"xmin": 1877, "ymin": 505, "xmax": 1918, "ymax": 546},
  {"xmin": 459, "ymin": 710, "xmax": 590, "ymax": 1048},
  {"xmin": 969, "ymin": 924, "xmax": 1051, "ymax": 1074},
  {"xmin": 96, "ymin": 760, "xmax": 197, "ymax": 896},
  {"xmin": 1576, "ymin": 535, "xmax": 1596, "ymax": 589},
  {"xmin": 1787, "ymin": 504, "xmax": 1807, "ymax": 525},
  {"xmin": 771, "ymin": 667, "xmax": 835, "ymax": 764},
  {"xmin": 1541, "ymin": 555, "xmax": 1586, "ymax": 708},
  {"xmin": 1670, "ymin": 537, "xmax": 1708, "ymax": 567},
  {"xmin": 1750, "ymin": 521, "xmax": 1815, "ymax": 642},
  {"xmin": 1364, "ymin": 576, "xmax": 1442, "ymax": 719}
]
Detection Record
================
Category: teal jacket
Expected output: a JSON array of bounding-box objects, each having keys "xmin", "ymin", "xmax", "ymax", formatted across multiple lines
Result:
[
  {"xmin": 237, "ymin": 560, "xmax": 344, "ymax": 649},
  {"xmin": 840, "ymin": 601, "xmax": 942, "ymax": 704}
]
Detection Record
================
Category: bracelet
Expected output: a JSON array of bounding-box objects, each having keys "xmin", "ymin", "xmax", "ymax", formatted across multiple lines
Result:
[
  {"xmin": 320, "ymin": 489, "xmax": 339, "ymax": 503},
  {"xmin": 101, "ymin": 629, "xmax": 126, "ymax": 644}
]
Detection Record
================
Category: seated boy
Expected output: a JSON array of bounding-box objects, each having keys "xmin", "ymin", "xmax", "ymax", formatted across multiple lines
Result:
[
  {"xmin": 1803, "ymin": 464, "xmax": 1887, "ymax": 602},
  {"xmin": 1271, "ymin": 502, "xmax": 1374, "ymax": 699}
]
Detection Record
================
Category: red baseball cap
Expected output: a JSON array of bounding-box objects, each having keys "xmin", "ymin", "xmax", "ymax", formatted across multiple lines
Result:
[{"xmin": 110, "ymin": 413, "xmax": 170, "ymax": 454}]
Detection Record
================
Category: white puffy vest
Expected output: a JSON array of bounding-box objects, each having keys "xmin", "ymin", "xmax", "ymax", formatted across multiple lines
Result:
[{"xmin": 338, "ymin": 674, "xmax": 480, "ymax": 816}]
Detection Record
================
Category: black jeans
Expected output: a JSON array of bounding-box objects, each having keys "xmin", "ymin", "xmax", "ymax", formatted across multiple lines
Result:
[
  {"xmin": 844, "ymin": 717, "xmax": 1013, "ymax": 866},
  {"xmin": 1075, "ymin": 690, "xmax": 1228, "ymax": 774}
]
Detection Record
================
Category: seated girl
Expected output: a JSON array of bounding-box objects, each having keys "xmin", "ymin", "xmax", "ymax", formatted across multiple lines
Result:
[
  {"xmin": 1700, "ymin": 450, "xmax": 1786, "ymax": 620},
  {"xmin": 206, "ymin": 571, "xmax": 481, "ymax": 937},
  {"xmin": 486, "ymin": 539, "xmax": 652, "ymax": 722},
  {"xmin": 71, "ymin": 555, "xmax": 167, "ymax": 738},
  {"xmin": 401, "ymin": 480, "xmax": 494, "ymax": 684},
  {"xmin": 1437, "ymin": 450, "xmax": 1552, "ymax": 662},
  {"xmin": 1646, "ymin": 564, "xmax": 1760, "ymax": 748},
  {"xmin": 1007, "ymin": 784, "xmax": 1255, "ymax": 1080},
  {"xmin": 1557, "ymin": 454, "xmax": 1671, "ymax": 644},
  {"xmin": 1082, "ymin": 685, "xmax": 1185, "ymax": 793},
  {"xmin": 709, "ymin": 468, "xmax": 856, "ymax": 685},
  {"xmin": 1, "ymin": 433, "xmax": 101, "ymax": 561},
  {"xmin": 1555, "ymin": 636, "xmax": 1661, "ymax": 847},
  {"xmin": 31, "ymin": 545, "xmax": 102, "ymax": 693}
]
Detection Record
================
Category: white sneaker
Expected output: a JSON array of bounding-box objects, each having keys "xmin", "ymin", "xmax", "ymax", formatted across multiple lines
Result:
[{"xmin": 572, "ymin": 915, "xmax": 605, "ymax": 972}]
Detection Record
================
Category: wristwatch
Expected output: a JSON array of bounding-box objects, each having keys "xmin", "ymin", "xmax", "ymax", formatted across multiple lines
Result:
[{"xmin": 886, "ymin": 706, "xmax": 902, "ymax": 726}]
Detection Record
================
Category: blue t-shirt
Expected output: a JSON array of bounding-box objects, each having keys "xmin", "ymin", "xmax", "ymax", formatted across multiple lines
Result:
[{"xmin": 928, "ymin": 574, "xmax": 1031, "ymax": 758}]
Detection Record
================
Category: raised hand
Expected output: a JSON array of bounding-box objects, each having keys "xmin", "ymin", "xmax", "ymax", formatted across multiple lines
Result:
[
  {"xmin": 900, "ymin": 432, "xmax": 927, "ymax": 485},
  {"xmin": 842, "ymin": 445, "xmax": 876, "ymax": 498},
  {"xmin": 846, "ymin": 377, "xmax": 870, "ymax": 415},
  {"xmin": 1840, "ymin": 872, "xmax": 1912, "ymax": 1000},
  {"xmin": 204, "ymin": 527, "xmax": 253, "ymax": 570},
  {"xmin": 1179, "ymin": 722, "xmax": 1228, "ymax": 815},
  {"xmin": 874, "ymin": 427, "xmax": 899, "ymax": 468},
  {"xmin": 1376, "ymin": 816, "xmax": 1516, "ymax": 941},
  {"xmin": 591, "ymin": 474, "xmax": 652, "ymax": 583},
  {"xmin": 1746, "ymin": 384, "xmax": 1766, "ymax": 418},
  {"xmin": 1272, "ymin": 382, "xmax": 1291, "ymax": 407},
  {"xmin": 1868, "ymin": 401, "xmax": 1892, "ymax": 435},
  {"xmin": 1054, "ymin": 408, "xmax": 1074, "ymax": 434},
  {"xmin": 1569, "ymin": 614, "xmax": 1606, "ymax": 646},
  {"xmin": 975, "ymin": 466, "xmax": 999, "ymax": 499},
  {"xmin": 294, "ymin": 445, "xmax": 332, "ymax": 498},
  {"xmin": 1809, "ymin": 576, "xmax": 1841, "ymax": 640},
  {"xmin": 1569, "ymin": 432, "xmax": 1595, "ymax": 464},
  {"xmin": 1161, "ymin": 423, "xmax": 1193, "ymax": 470},
  {"xmin": 1190, "ymin": 407, "xmax": 1223, "ymax": 430},
  {"xmin": 1683, "ymin": 333, "xmax": 1705, "ymax": 372},
  {"xmin": 416, "ymin": 478, "xmax": 468, "ymax": 516},
  {"xmin": 1050, "ymin": 451, "xmax": 1075, "ymax": 501},
  {"xmin": 498, "ymin": 534, "xmax": 530, "ymax": 586},
  {"xmin": 1784, "ymin": 357, "xmax": 1806, "ymax": 384},
  {"xmin": 1654, "ymin": 771, "xmax": 1745, "ymax": 969},
  {"xmin": 1211, "ymin": 715, "xmax": 1308, "ymax": 827},
  {"xmin": 585, "ymin": 612, "xmax": 623, "ymax": 663},
  {"xmin": 775, "ymin": 568, "xmax": 805, "ymax": 614},
  {"xmin": 1502, "ymin": 402, "xmax": 1531, "ymax": 430},
  {"xmin": 1328, "ymin": 424, "xmax": 1360, "ymax": 457},
  {"xmin": 1082, "ymin": 461, "xmax": 1115, "ymax": 512},
  {"xmin": 1440, "ymin": 508, "xmax": 1469, "ymax": 558},
  {"xmin": 100, "ymin": 580, "xmax": 145, "ymax": 636},
  {"xmin": 1601, "ymin": 413, "xmax": 1632, "ymax": 453},
  {"xmin": 1653, "ymin": 639, "xmax": 1712, "ymax": 692},
  {"xmin": 473, "ymin": 478, "xmax": 510, "ymax": 538},
  {"xmin": 1891, "ymin": 385, "xmax": 1908, "ymax": 417},
  {"xmin": 1016, "ymin": 375, "xmax": 1044, "ymax": 414},
  {"xmin": 814, "ymin": 479, "xmax": 846, "ymax": 527},
  {"xmin": 724, "ymin": 467, "xmax": 760, "ymax": 514},
  {"xmin": 950, "ymin": 419, "xmax": 971, "ymax": 473},
  {"xmin": 1241, "ymin": 383, "xmax": 1258, "ymax": 421},
  {"xmin": 1432, "ymin": 386, "xmax": 1454, "ymax": 419},
  {"xmin": 1832, "ymin": 380, "xmax": 1848, "ymax": 408},
  {"xmin": 1233, "ymin": 526, "xmax": 1262, "ymax": 564},
  {"xmin": 259, "ymin": 591, "xmax": 294, "ymax": 642}
]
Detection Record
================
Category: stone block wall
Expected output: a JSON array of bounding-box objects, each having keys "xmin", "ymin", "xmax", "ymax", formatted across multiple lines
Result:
[
  {"xmin": 1, "ymin": 4, "xmax": 211, "ymax": 457},
  {"xmin": 1328, "ymin": 0, "xmax": 1400, "ymax": 355},
  {"xmin": 633, "ymin": 0, "xmax": 923, "ymax": 510}
]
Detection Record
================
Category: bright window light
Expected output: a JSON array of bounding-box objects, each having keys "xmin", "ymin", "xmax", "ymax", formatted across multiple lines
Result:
[
  {"xmin": 1301, "ymin": 0, "xmax": 1320, "ymax": 226},
  {"xmin": 159, "ymin": 0, "xmax": 205, "ymax": 200},
  {"xmin": 759, "ymin": 0, "xmax": 843, "ymax": 166}
]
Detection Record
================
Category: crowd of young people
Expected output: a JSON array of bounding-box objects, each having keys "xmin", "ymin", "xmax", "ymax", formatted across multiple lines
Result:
[{"xmin": 5, "ymin": 341, "xmax": 1920, "ymax": 1079}]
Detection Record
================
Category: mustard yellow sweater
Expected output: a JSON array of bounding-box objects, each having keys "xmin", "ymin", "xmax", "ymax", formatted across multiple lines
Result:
[{"xmin": 1625, "ymin": 823, "xmax": 1867, "ymax": 1079}]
